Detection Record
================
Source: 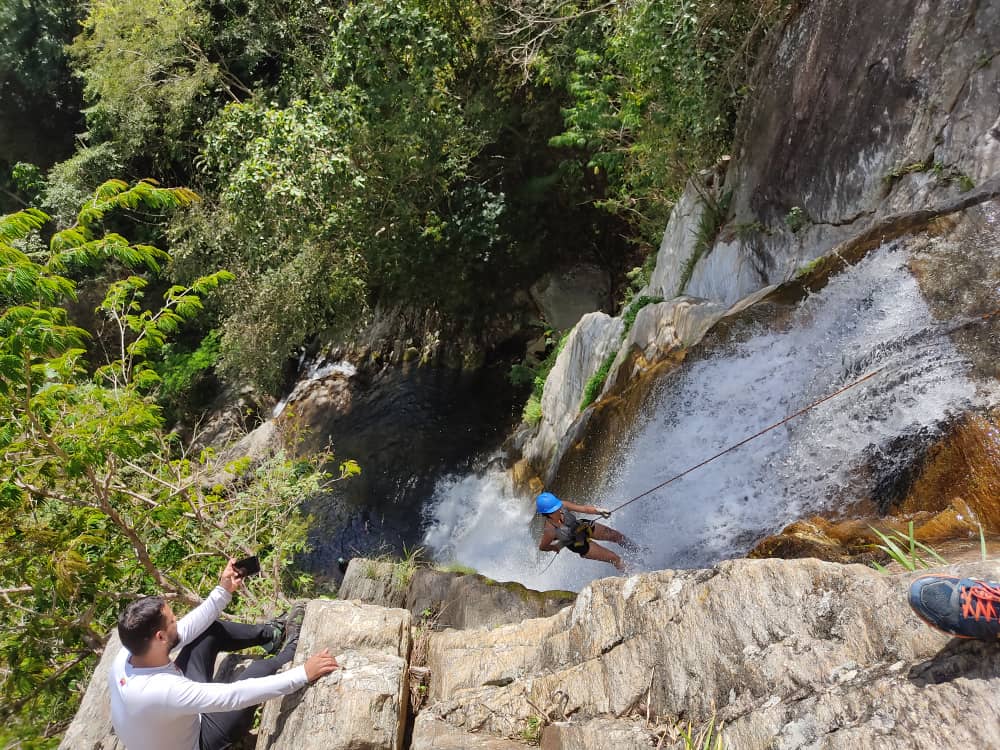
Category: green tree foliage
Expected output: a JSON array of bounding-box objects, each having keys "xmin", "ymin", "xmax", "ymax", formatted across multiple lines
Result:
[
  {"xmin": 41, "ymin": 142, "xmax": 125, "ymax": 228},
  {"xmin": 155, "ymin": 329, "xmax": 222, "ymax": 409},
  {"xmin": 52, "ymin": 0, "xmax": 790, "ymax": 397},
  {"xmin": 0, "ymin": 0, "xmax": 83, "ymax": 165},
  {"xmin": 177, "ymin": 0, "xmax": 509, "ymax": 390},
  {"xmin": 0, "ymin": 181, "xmax": 352, "ymax": 741},
  {"xmin": 69, "ymin": 0, "xmax": 224, "ymax": 167},
  {"xmin": 522, "ymin": 0, "xmax": 789, "ymax": 243}
]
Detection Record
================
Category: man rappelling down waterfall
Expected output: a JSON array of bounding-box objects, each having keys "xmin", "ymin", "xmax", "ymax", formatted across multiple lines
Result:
[{"xmin": 536, "ymin": 492, "xmax": 638, "ymax": 572}]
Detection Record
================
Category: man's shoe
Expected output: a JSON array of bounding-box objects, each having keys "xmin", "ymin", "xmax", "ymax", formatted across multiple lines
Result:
[
  {"xmin": 261, "ymin": 614, "xmax": 287, "ymax": 656},
  {"xmin": 908, "ymin": 575, "xmax": 1000, "ymax": 641},
  {"xmin": 278, "ymin": 602, "xmax": 307, "ymax": 654}
]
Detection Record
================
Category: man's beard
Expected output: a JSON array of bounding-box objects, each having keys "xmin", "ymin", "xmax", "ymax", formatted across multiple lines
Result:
[{"xmin": 168, "ymin": 632, "xmax": 181, "ymax": 650}]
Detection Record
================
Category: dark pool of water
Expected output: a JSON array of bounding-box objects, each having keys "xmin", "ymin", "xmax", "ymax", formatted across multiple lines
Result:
[{"xmin": 296, "ymin": 362, "xmax": 523, "ymax": 579}]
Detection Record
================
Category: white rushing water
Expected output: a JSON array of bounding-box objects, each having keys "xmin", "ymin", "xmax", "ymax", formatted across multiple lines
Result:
[
  {"xmin": 422, "ymin": 244, "xmax": 980, "ymax": 591},
  {"xmin": 273, "ymin": 358, "xmax": 357, "ymax": 417}
]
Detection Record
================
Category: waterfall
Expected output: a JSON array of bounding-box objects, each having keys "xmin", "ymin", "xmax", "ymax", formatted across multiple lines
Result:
[
  {"xmin": 272, "ymin": 358, "xmax": 357, "ymax": 417},
  {"xmin": 422, "ymin": 242, "xmax": 983, "ymax": 591}
]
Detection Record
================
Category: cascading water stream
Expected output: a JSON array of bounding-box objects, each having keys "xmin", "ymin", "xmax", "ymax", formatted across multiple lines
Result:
[{"xmin": 422, "ymin": 242, "xmax": 982, "ymax": 592}]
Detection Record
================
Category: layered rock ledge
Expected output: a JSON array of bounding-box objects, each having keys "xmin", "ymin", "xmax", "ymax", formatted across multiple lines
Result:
[{"xmin": 63, "ymin": 557, "xmax": 1000, "ymax": 750}]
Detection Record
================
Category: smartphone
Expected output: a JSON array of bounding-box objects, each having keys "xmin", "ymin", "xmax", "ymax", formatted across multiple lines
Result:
[{"xmin": 233, "ymin": 554, "xmax": 261, "ymax": 578}]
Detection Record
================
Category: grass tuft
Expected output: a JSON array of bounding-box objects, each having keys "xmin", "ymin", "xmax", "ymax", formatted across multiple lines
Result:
[
  {"xmin": 579, "ymin": 349, "xmax": 618, "ymax": 411},
  {"xmin": 677, "ymin": 191, "xmax": 731, "ymax": 296},
  {"xmin": 391, "ymin": 545, "xmax": 423, "ymax": 591},
  {"xmin": 435, "ymin": 562, "xmax": 477, "ymax": 575},
  {"xmin": 869, "ymin": 522, "xmax": 947, "ymax": 572}
]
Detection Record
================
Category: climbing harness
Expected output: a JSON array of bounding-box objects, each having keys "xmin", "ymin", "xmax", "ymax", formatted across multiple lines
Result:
[
  {"xmin": 538, "ymin": 511, "xmax": 597, "ymax": 574},
  {"xmin": 543, "ymin": 511, "xmax": 595, "ymax": 553}
]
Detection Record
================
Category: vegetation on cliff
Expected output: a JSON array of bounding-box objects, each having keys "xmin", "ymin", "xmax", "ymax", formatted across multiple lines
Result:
[
  {"xmin": 3, "ymin": 0, "xmax": 791, "ymax": 393},
  {"xmin": 0, "ymin": 182, "xmax": 349, "ymax": 744}
]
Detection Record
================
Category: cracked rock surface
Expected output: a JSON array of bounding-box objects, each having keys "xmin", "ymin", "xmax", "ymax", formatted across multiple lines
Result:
[{"xmin": 418, "ymin": 558, "xmax": 1000, "ymax": 749}]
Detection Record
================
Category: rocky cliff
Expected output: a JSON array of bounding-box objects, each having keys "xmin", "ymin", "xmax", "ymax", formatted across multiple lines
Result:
[
  {"xmin": 514, "ymin": 0, "xmax": 1000, "ymax": 525},
  {"xmin": 62, "ymin": 557, "xmax": 1000, "ymax": 749}
]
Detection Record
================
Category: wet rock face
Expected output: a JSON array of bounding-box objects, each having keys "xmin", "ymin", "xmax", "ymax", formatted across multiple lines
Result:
[
  {"xmin": 907, "ymin": 202, "xmax": 1000, "ymax": 382},
  {"xmin": 734, "ymin": 0, "xmax": 999, "ymax": 228},
  {"xmin": 752, "ymin": 410, "xmax": 1000, "ymax": 565},
  {"xmin": 684, "ymin": 0, "xmax": 1000, "ymax": 305}
]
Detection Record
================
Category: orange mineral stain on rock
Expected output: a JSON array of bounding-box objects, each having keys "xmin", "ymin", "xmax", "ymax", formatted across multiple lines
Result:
[{"xmin": 753, "ymin": 414, "xmax": 1000, "ymax": 565}]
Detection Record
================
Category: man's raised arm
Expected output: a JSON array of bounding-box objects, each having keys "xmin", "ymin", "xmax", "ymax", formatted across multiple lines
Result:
[{"xmin": 176, "ymin": 559, "xmax": 243, "ymax": 646}]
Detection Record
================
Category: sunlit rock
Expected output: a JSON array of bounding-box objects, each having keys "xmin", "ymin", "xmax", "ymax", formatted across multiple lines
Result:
[
  {"xmin": 520, "ymin": 312, "xmax": 624, "ymax": 480},
  {"xmin": 423, "ymin": 558, "xmax": 1000, "ymax": 749},
  {"xmin": 256, "ymin": 599, "xmax": 411, "ymax": 750}
]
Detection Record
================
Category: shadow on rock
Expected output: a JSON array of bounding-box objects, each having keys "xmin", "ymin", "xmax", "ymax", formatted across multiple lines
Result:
[{"xmin": 908, "ymin": 638, "xmax": 1000, "ymax": 686}]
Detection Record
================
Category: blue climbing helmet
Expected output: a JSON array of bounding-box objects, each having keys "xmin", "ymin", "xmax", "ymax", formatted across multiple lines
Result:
[{"xmin": 536, "ymin": 492, "xmax": 563, "ymax": 515}]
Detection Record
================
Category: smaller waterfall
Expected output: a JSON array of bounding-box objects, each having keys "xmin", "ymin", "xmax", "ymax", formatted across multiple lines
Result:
[
  {"xmin": 422, "ymin": 243, "xmax": 982, "ymax": 591},
  {"xmin": 272, "ymin": 358, "xmax": 357, "ymax": 418}
]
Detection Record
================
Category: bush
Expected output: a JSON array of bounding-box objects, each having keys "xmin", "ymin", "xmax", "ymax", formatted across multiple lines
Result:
[
  {"xmin": 523, "ymin": 394, "xmax": 543, "ymax": 425},
  {"xmin": 43, "ymin": 143, "xmax": 124, "ymax": 228},
  {"xmin": 579, "ymin": 349, "xmax": 618, "ymax": 410}
]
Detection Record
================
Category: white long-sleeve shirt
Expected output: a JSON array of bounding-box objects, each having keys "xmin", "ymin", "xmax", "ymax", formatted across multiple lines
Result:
[{"xmin": 109, "ymin": 586, "xmax": 308, "ymax": 750}]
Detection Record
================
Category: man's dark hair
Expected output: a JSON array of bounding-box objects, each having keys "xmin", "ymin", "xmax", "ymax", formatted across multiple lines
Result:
[{"xmin": 118, "ymin": 596, "xmax": 167, "ymax": 655}]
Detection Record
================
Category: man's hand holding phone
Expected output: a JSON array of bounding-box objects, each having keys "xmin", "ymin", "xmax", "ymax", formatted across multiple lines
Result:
[
  {"xmin": 234, "ymin": 555, "xmax": 261, "ymax": 578},
  {"xmin": 220, "ymin": 558, "xmax": 243, "ymax": 593},
  {"xmin": 220, "ymin": 555, "xmax": 261, "ymax": 592}
]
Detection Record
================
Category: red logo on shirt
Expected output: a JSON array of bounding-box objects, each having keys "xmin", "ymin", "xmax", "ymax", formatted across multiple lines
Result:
[{"xmin": 119, "ymin": 678, "xmax": 126, "ymax": 686}]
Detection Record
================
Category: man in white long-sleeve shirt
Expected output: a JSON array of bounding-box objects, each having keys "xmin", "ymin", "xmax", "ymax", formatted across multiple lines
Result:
[{"xmin": 109, "ymin": 559, "xmax": 339, "ymax": 750}]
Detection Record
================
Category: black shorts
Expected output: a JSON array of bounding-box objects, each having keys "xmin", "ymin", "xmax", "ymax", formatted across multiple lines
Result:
[
  {"xmin": 566, "ymin": 520, "xmax": 594, "ymax": 556},
  {"xmin": 568, "ymin": 539, "xmax": 590, "ymax": 556}
]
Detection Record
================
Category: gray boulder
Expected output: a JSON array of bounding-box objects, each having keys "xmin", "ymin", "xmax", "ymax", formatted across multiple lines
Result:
[
  {"xmin": 405, "ymin": 567, "xmax": 575, "ymax": 630},
  {"xmin": 255, "ymin": 599, "xmax": 411, "ymax": 750},
  {"xmin": 339, "ymin": 558, "xmax": 408, "ymax": 609},
  {"xmin": 530, "ymin": 265, "xmax": 611, "ymax": 331},
  {"xmin": 339, "ymin": 557, "xmax": 575, "ymax": 631}
]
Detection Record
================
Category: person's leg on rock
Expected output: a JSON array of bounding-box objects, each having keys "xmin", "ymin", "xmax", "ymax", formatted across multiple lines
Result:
[
  {"xmin": 175, "ymin": 620, "xmax": 277, "ymax": 683},
  {"xmin": 197, "ymin": 603, "xmax": 307, "ymax": 750}
]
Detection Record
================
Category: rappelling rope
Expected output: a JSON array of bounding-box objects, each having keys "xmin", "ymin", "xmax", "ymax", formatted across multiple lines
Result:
[
  {"xmin": 604, "ymin": 366, "xmax": 886, "ymax": 515},
  {"xmin": 601, "ymin": 305, "xmax": 1000, "ymax": 516},
  {"xmin": 537, "ymin": 304, "xmax": 1000, "ymax": 568}
]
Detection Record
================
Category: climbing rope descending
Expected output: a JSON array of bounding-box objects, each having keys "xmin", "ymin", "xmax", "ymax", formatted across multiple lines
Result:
[
  {"xmin": 605, "ymin": 366, "xmax": 886, "ymax": 515},
  {"xmin": 534, "ymin": 305, "xmax": 999, "ymax": 571}
]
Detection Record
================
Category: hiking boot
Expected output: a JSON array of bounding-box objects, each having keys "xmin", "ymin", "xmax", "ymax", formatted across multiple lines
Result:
[
  {"xmin": 908, "ymin": 575, "xmax": 1000, "ymax": 641},
  {"xmin": 261, "ymin": 612, "xmax": 289, "ymax": 656},
  {"xmin": 277, "ymin": 602, "xmax": 307, "ymax": 655}
]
